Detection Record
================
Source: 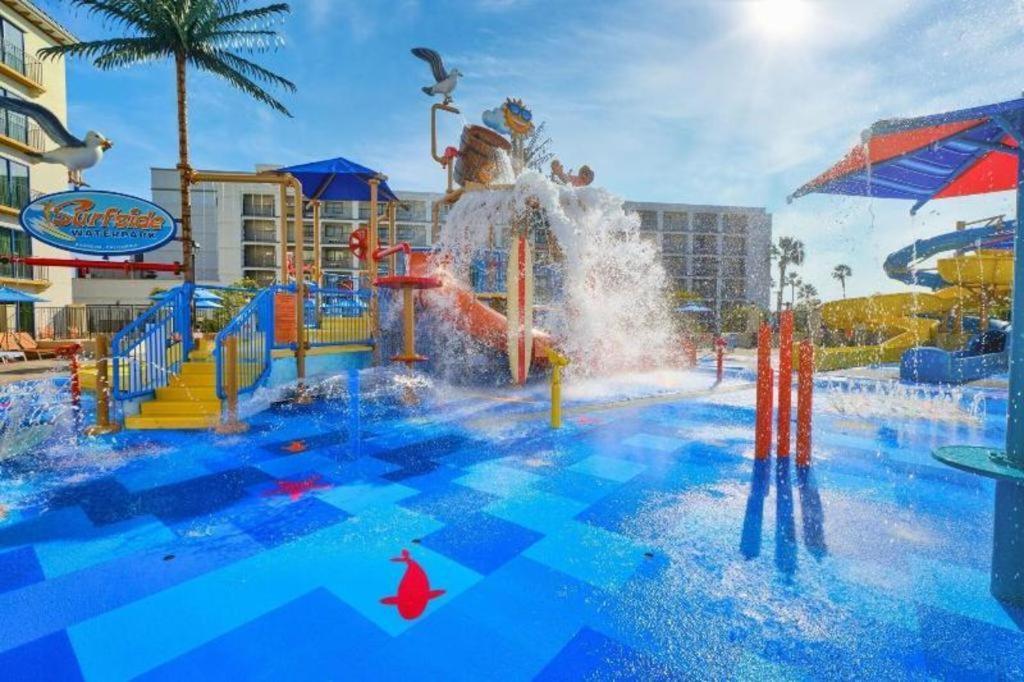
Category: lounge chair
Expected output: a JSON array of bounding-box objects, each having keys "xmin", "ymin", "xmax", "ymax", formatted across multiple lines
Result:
[
  {"xmin": 14, "ymin": 332, "xmax": 58, "ymax": 360},
  {"xmin": 0, "ymin": 333, "xmax": 26, "ymax": 363}
]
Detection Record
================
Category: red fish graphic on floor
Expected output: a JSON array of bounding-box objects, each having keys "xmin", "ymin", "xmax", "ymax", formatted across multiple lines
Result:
[
  {"xmin": 262, "ymin": 475, "xmax": 330, "ymax": 501},
  {"xmin": 380, "ymin": 549, "xmax": 446, "ymax": 620}
]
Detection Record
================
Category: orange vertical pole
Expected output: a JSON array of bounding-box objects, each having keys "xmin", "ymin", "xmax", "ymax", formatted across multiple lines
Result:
[
  {"xmin": 777, "ymin": 310, "xmax": 794, "ymax": 457},
  {"xmin": 796, "ymin": 339, "xmax": 814, "ymax": 467},
  {"xmin": 754, "ymin": 323, "xmax": 773, "ymax": 460}
]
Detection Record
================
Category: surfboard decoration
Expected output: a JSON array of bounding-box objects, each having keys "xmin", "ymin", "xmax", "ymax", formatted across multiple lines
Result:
[{"xmin": 506, "ymin": 234, "xmax": 534, "ymax": 385}]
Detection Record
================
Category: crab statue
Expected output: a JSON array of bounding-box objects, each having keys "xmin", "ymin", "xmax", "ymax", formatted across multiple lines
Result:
[
  {"xmin": 550, "ymin": 159, "xmax": 594, "ymax": 187},
  {"xmin": 482, "ymin": 98, "xmax": 534, "ymax": 137}
]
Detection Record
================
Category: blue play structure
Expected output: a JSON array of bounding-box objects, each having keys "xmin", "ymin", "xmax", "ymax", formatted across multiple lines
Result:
[{"xmin": 901, "ymin": 328, "xmax": 1009, "ymax": 384}]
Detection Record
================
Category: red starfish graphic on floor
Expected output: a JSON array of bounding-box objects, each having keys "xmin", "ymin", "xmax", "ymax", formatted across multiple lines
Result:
[
  {"xmin": 262, "ymin": 475, "xmax": 330, "ymax": 501},
  {"xmin": 283, "ymin": 440, "xmax": 307, "ymax": 454}
]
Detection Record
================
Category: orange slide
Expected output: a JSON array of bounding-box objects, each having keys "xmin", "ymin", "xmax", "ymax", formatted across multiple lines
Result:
[{"xmin": 409, "ymin": 253, "xmax": 552, "ymax": 366}]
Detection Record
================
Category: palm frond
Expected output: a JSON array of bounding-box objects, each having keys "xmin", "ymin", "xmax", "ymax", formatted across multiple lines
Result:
[
  {"xmin": 64, "ymin": 0, "xmax": 155, "ymax": 31},
  {"xmin": 209, "ymin": 29, "xmax": 282, "ymax": 52},
  {"xmin": 189, "ymin": 50, "xmax": 292, "ymax": 116},
  {"xmin": 215, "ymin": 3, "xmax": 290, "ymax": 29},
  {"xmin": 38, "ymin": 37, "xmax": 166, "ymax": 62},
  {"xmin": 212, "ymin": 49, "xmax": 295, "ymax": 91},
  {"xmin": 92, "ymin": 37, "xmax": 172, "ymax": 69}
]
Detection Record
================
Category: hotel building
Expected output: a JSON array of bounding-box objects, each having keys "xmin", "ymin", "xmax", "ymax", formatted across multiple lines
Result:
[
  {"xmin": 72, "ymin": 165, "xmax": 772, "ymax": 320},
  {"xmin": 0, "ymin": 0, "xmax": 75, "ymax": 329}
]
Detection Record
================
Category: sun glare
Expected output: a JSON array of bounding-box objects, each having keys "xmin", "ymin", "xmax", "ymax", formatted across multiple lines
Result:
[{"xmin": 746, "ymin": 0, "xmax": 814, "ymax": 41}]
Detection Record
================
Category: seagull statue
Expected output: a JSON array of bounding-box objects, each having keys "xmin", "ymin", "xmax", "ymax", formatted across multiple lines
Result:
[
  {"xmin": 411, "ymin": 47, "xmax": 461, "ymax": 105},
  {"xmin": 0, "ymin": 95, "xmax": 112, "ymax": 187}
]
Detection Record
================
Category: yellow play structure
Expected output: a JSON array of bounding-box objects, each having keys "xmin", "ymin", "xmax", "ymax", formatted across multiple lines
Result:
[{"xmin": 817, "ymin": 220, "xmax": 1014, "ymax": 371}]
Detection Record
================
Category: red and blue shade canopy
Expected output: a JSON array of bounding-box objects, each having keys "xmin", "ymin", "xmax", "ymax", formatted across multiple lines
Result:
[{"xmin": 789, "ymin": 97, "xmax": 1024, "ymax": 214}]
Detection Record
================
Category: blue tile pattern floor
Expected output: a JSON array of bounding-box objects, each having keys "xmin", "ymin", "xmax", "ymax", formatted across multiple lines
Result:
[{"xmin": 0, "ymin": 370, "xmax": 1022, "ymax": 680}]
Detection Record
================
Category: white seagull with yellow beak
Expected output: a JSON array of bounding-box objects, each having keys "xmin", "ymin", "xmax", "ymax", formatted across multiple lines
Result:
[{"xmin": 0, "ymin": 95, "xmax": 112, "ymax": 187}]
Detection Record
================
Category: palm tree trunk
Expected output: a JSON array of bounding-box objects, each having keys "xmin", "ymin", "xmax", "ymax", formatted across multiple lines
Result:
[
  {"xmin": 841, "ymin": 279, "xmax": 846, "ymax": 298},
  {"xmin": 776, "ymin": 264, "xmax": 786, "ymax": 314},
  {"xmin": 175, "ymin": 51, "xmax": 194, "ymax": 285}
]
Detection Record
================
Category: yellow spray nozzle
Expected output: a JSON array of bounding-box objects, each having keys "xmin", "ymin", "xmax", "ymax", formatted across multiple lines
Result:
[{"xmin": 547, "ymin": 348, "xmax": 570, "ymax": 367}]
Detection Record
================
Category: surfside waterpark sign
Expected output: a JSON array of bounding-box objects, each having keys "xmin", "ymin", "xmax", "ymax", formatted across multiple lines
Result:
[{"xmin": 19, "ymin": 189, "xmax": 176, "ymax": 256}]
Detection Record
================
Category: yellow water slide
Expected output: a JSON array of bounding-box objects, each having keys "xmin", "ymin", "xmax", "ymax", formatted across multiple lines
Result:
[{"xmin": 817, "ymin": 251, "xmax": 1011, "ymax": 371}]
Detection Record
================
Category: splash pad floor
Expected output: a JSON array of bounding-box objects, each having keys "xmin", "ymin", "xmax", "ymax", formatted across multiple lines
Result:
[{"xmin": 0, "ymin": 368, "xmax": 1021, "ymax": 680}]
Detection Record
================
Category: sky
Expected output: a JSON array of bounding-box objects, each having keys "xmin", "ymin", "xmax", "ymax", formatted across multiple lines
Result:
[{"xmin": 31, "ymin": 0, "xmax": 1024, "ymax": 301}]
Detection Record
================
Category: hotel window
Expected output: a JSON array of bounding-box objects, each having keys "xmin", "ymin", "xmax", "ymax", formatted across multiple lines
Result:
[
  {"xmin": 693, "ymin": 233, "xmax": 717, "ymax": 255},
  {"xmin": 723, "ymin": 213, "xmax": 749, "ymax": 235},
  {"xmin": 663, "ymin": 256, "xmax": 687, "ymax": 277},
  {"xmin": 663, "ymin": 211, "xmax": 688, "ymax": 232},
  {"xmin": 242, "ymin": 219, "xmax": 276, "ymax": 242},
  {"xmin": 694, "ymin": 212, "xmax": 718, "ymax": 233},
  {"xmin": 662, "ymin": 233, "xmax": 687, "ymax": 253},
  {"xmin": 0, "ymin": 157, "xmax": 30, "ymax": 209},
  {"xmin": 693, "ymin": 256, "xmax": 718, "ymax": 277},
  {"xmin": 397, "ymin": 224, "xmax": 428, "ymax": 247},
  {"xmin": 637, "ymin": 210, "xmax": 658, "ymax": 231},
  {"xmin": 719, "ymin": 258, "xmax": 746, "ymax": 278},
  {"xmin": 242, "ymin": 193, "xmax": 275, "ymax": 217},
  {"xmin": 0, "ymin": 20, "xmax": 25, "ymax": 76},
  {"xmin": 0, "ymin": 89, "xmax": 26, "ymax": 144},
  {"xmin": 0, "ymin": 225, "xmax": 31, "ymax": 279},
  {"xmin": 722, "ymin": 235, "xmax": 747, "ymax": 254}
]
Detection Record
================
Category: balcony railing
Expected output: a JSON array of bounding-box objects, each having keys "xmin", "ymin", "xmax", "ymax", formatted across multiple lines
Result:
[
  {"xmin": 0, "ymin": 113, "xmax": 44, "ymax": 149},
  {"xmin": 1, "ymin": 39, "xmax": 42, "ymax": 86},
  {"xmin": 242, "ymin": 228, "xmax": 277, "ymax": 243},
  {"xmin": 243, "ymin": 255, "xmax": 277, "ymax": 268},
  {"xmin": 0, "ymin": 259, "xmax": 45, "ymax": 281}
]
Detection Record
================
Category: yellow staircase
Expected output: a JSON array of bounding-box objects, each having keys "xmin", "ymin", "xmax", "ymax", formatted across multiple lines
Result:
[{"xmin": 124, "ymin": 341, "xmax": 222, "ymax": 430}]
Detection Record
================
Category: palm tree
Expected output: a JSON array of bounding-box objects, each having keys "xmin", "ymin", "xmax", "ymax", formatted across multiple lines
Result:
[
  {"xmin": 785, "ymin": 272, "xmax": 801, "ymax": 308},
  {"xmin": 798, "ymin": 282, "xmax": 819, "ymax": 307},
  {"xmin": 771, "ymin": 236, "xmax": 805, "ymax": 315},
  {"xmin": 39, "ymin": 0, "xmax": 296, "ymax": 285},
  {"xmin": 832, "ymin": 264, "xmax": 852, "ymax": 298}
]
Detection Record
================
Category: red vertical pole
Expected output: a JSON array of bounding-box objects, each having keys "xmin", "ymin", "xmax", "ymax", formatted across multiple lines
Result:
[
  {"xmin": 715, "ymin": 336, "xmax": 725, "ymax": 383},
  {"xmin": 754, "ymin": 323, "xmax": 773, "ymax": 460},
  {"xmin": 777, "ymin": 310, "xmax": 794, "ymax": 457},
  {"xmin": 796, "ymin": 340, "xmax": 814, "ymax": 467},
  {"xmin": 69, "ymin": 353, "xmax": 81, "ymax": 409}
]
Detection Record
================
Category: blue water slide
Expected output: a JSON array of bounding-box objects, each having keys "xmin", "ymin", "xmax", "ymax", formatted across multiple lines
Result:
[{"xmin": 882, "ymin": 220, "xmax": 1015, "ymax": 290}]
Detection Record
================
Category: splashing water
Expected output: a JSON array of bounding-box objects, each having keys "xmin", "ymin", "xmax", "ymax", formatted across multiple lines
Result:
[
  {"xmin": 432, "ymin": 169, "xmax": 678, "ymax": 377},
  {"xmin": 0, "ymin": 379, "xmax": 78, "ymax": 461},
  {"xmin": 822, "ymin": 378, "xmax": 986, "ymax": 424}
]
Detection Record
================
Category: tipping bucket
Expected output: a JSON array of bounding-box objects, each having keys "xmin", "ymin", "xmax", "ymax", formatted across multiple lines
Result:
[{"xmin": 454, "ymin": 125, "xmax": 512, "ymax": 187}]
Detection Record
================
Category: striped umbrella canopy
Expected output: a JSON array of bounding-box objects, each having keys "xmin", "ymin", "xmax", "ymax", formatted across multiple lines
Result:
[{"xmin": 788, "ymin": 96, "xmax": 1024, "ymax": 214}]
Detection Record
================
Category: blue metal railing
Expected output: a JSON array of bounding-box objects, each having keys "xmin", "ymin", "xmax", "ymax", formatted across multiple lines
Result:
[
  {"xmin": 112, "ymin": 284, "xmax": 193, "ymax": 400},
  {"xmin": 214, "ymin": 286, "xmax": 275, "ymax": 399}
]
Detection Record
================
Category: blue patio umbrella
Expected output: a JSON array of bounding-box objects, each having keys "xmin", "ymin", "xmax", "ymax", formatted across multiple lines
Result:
[
  {"xmin": 0, "ymin": 286, "xmax": 45, "ymax": 304},
  {"xmin": 195, "ymin": 299, "xmax": 222, "ymax": 310},
  {"xmin": 0, "ymin": 286, "xmax": 45, "ymax": 333},
  {"xmin": 675, "ymin": 303, "xmax": 713, "ymax": 314},
  {"xmin": 789, "ymin": 95, "xmax": 1024, "ymax": 603},
  {"xmin": 276, "ymin": 157, "xmax": 398, "ymax": 202},
  {"xmin": 151, "ymin": 287, "xmax": 220, "ymax": 302}
]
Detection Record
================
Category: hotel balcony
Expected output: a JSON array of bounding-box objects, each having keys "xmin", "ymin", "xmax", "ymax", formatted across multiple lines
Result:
[
  {"xmin": 0, "ymin": 113, "xmax": 44, "ymax": 155},
  {"xmin": 0, "ymin": 259, "xmax": 49, "ymax": 291},
  {"xmin": 242, "ymin": 226, "xmax": 278, "ymax": 243},
  {"xmin": 0, "ymin": 39, "xmax": 44, "ymax": 92},
  {"xmin": 0, "ymin": 184, "xmax": 33, "ymax": 216}
]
